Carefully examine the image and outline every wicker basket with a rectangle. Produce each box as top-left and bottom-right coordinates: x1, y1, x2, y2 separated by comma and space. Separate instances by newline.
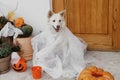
16, 36, 33, 61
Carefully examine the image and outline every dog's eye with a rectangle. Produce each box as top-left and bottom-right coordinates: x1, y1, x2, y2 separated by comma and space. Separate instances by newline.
52, 20, 55, 22
59, 20, 61, 22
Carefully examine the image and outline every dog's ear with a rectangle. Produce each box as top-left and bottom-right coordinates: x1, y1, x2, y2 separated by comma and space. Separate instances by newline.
48, 10, 54, 18
59, 10, 66, 17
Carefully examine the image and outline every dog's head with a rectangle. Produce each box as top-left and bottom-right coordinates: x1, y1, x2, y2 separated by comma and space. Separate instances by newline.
48, 10, 66, 32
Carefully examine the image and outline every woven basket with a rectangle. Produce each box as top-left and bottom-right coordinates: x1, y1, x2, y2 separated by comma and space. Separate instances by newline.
16, 36, 33, 61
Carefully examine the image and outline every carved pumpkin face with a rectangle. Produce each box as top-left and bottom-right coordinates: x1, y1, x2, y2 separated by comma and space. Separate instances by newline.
12, 58, 27, 72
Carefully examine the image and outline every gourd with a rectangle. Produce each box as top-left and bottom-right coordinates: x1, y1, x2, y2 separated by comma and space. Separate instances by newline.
78, 66, 114, 80
18, 25, 33, 37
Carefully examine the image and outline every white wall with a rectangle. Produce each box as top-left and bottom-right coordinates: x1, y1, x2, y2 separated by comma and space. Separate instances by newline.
0, 0, 51, 36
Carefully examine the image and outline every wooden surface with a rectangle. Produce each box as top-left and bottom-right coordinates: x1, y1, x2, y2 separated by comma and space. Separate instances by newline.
113, 0, 120, 50
66, 0, 109, 34
52, 0, 119, 50
52, 0, 65, 12
76, 34, 112, 50
16, 36, 33, 60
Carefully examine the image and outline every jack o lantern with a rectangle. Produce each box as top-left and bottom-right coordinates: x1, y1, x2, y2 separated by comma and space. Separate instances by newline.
78, 66, 114, 80
12, 58, 27, 72
14, 17, 24, 28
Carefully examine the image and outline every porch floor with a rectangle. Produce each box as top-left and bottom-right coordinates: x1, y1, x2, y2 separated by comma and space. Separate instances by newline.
0, 51, 120, 80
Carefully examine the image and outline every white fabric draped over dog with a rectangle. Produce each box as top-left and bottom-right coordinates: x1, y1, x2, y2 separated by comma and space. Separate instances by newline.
31, 25, 87, 78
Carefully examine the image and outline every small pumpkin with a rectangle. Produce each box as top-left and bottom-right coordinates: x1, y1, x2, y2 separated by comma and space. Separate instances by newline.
78, 66, 114, 80
14, 17, 24, 28
12, 58, 27, 72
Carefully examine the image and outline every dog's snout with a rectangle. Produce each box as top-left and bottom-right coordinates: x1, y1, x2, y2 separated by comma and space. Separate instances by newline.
57, 25, 60, 29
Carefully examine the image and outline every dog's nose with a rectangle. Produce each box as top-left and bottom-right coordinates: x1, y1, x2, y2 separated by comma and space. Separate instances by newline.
57, 25, 60, 29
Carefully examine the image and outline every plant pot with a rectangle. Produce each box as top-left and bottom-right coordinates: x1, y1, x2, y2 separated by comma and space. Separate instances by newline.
0, 55, 11, 74
16, 36, 33, 61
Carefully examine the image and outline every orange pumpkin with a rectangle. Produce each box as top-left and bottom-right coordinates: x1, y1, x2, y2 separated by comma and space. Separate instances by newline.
12, 58, 27, 72
78, 66, 114, 80
14, 17, 24, 28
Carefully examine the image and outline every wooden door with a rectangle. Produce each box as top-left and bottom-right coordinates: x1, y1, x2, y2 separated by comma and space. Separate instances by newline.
113, 0, 120, 50
52, 0, 120, 51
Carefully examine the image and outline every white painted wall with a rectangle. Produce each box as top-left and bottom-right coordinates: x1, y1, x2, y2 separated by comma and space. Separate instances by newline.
0, 0, 51, 36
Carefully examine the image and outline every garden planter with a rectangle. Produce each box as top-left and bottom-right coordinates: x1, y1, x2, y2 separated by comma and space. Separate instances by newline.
16, 36, 33, 61
0, 55, 11, 74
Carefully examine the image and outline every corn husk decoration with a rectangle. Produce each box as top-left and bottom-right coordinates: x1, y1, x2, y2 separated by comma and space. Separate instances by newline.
7, 11, 16, 22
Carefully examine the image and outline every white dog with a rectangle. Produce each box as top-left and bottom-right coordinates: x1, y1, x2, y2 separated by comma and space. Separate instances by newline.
31, 10, 87, 79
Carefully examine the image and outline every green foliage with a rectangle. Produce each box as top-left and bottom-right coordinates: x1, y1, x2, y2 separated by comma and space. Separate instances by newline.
0, 37, 12, 59
0, 16, 8, 30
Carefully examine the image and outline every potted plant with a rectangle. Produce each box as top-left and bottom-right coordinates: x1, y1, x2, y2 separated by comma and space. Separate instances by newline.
0, 16, 8, 30
0, 37, 12, 74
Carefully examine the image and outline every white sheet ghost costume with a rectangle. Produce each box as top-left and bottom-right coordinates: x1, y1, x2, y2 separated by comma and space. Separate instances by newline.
31, 11, 87, 79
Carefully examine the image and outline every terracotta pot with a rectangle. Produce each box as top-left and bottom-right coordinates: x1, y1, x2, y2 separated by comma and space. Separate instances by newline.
31, 66, 42, 79
0, 55, 11, 74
